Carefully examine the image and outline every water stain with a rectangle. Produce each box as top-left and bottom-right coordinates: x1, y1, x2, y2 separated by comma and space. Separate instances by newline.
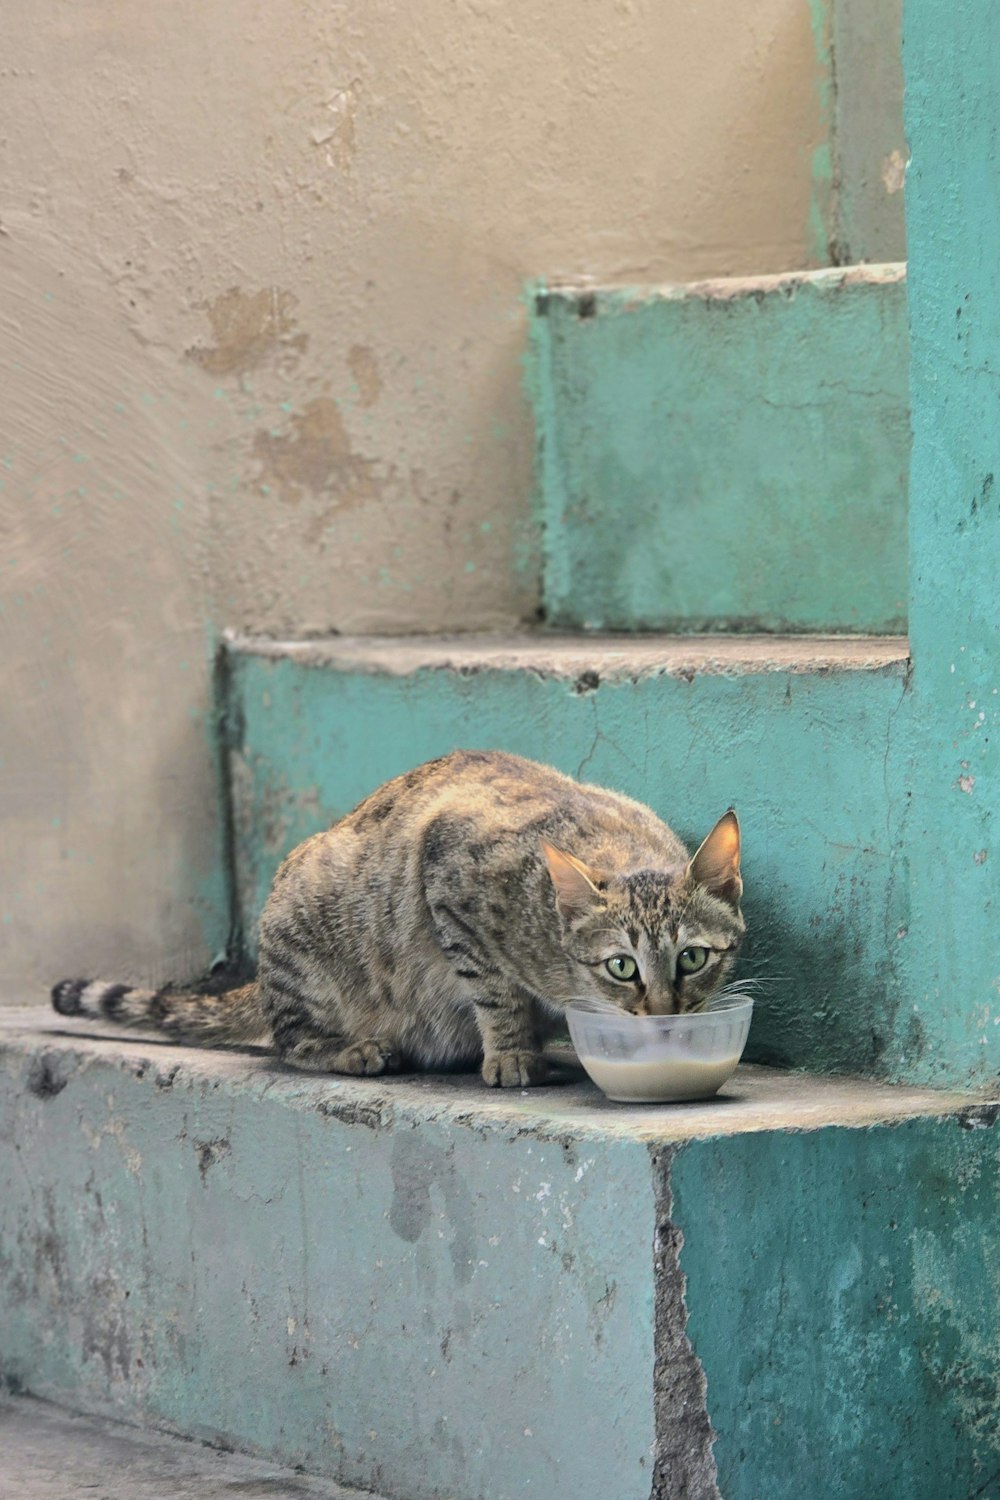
389, 1134, 476, 1286
348, 343, 382, 407
189, 287, 308, 377
81, 1274, 132, 1382
253, 397, 379, 509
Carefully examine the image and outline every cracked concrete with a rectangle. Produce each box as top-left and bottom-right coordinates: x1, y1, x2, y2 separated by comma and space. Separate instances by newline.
650, 1148, 720, 1500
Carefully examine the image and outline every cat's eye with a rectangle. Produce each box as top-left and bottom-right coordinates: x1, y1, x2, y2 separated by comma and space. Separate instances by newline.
677, 947, 710, 975
605, 955, 638, 982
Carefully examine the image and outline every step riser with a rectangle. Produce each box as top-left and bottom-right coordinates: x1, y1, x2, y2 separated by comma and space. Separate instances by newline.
675, 1117, 1000, 1496
528, 268, 909, 634
0, 1042, 659, 1500
227, 645, 908, 1079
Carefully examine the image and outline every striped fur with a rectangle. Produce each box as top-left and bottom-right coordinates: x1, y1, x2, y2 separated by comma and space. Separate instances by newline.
52, 750, 745, 1087
51, 977, 264, 1043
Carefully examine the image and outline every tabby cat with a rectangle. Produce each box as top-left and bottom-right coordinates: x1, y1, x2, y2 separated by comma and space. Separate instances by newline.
52, 750, 744, 1088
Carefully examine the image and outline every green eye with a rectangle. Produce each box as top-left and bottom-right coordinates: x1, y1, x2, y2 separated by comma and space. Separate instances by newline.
678, 947, 709, 976
605, 955, 638, 982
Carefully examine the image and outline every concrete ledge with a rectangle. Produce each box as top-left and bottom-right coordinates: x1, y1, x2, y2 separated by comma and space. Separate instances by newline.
3, 1012, 999, 1499
224, 630, 910, 681
537, 262, 907, 310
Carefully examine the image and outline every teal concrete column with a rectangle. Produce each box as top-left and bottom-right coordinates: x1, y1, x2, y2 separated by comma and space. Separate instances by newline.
897, 0, 1000, 1085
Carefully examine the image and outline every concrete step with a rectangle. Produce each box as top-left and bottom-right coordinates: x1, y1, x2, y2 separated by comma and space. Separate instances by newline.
223, 631, 911, 1081
527, 264, 909, 634
2, 1010, 998, 1500
0, 1392, 383, 1499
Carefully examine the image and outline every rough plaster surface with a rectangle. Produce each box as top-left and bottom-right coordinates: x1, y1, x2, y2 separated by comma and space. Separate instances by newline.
2, 0, 836, 1003
0, 233, 228, 1000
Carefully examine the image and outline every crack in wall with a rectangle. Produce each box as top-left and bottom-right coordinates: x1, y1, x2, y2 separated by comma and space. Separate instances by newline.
649, 1145, 721, 1500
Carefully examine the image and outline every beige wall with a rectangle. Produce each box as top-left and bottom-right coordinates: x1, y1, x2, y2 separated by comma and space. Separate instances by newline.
2, 0, 832, 999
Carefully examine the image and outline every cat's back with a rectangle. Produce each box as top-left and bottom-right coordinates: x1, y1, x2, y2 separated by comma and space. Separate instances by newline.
340, 750, 687, 870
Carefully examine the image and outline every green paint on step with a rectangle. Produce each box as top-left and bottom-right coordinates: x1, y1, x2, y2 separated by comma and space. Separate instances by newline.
528, 266, 909, 634
674, 1112, 1000, 1498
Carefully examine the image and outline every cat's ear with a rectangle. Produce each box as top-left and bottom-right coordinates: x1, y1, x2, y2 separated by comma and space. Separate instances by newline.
687, 810, 742, 906
540, 842, 605, 919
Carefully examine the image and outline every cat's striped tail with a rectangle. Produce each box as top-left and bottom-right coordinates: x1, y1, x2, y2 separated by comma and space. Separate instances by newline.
50, 977, 266, 1046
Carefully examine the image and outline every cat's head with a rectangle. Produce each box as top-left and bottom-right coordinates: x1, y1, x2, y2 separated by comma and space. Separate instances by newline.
541, 811, 745, 1015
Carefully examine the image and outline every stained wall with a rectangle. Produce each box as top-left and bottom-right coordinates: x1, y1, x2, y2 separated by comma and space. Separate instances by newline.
2, 1, 874, 995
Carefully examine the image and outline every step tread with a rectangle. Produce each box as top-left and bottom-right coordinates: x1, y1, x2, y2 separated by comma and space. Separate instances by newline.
3, 1008, 989, 1146
226, 630, 910, 680
0, 1394, 385, 1500
539, 259, 907, 308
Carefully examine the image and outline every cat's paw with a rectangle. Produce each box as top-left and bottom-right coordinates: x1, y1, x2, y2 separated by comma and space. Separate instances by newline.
481, 1050, 548, 1088
333, 1040, 401, 1076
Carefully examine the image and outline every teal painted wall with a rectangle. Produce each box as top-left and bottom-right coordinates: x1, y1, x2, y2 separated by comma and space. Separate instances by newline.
675, 1113, 1000, 1498
227, 649, 910, 1079
529, 270, 909, 634
887, 0, 1000, 1088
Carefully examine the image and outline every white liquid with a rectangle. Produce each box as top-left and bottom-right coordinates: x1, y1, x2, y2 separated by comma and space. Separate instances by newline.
578, 1051, 741, 1102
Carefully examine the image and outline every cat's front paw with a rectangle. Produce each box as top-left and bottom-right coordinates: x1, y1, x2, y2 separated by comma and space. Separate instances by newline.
481, 1050, 548, 1088
333, 1039, 401, 1076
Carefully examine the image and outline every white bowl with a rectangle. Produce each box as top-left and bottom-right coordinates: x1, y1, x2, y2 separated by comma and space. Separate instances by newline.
566, 998, 753, 1103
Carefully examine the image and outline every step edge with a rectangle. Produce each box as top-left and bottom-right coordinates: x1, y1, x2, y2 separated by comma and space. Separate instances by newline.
223, 630, 911, 681
3, 1013, 993, 1150
535, 261, 907, 313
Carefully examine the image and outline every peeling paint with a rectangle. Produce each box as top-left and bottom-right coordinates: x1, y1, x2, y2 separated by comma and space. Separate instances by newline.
252, 398, 379, 509
188, 288, 308, 378
650, 1147, 720, 1500
347, 345, 382, 407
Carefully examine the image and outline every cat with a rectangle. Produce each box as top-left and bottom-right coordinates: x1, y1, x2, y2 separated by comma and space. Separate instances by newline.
52, 750, 744, 1088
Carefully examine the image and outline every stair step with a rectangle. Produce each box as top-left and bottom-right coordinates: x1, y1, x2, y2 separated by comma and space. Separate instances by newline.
0, 1392, 381, 1500
2, 1012, 997, 1500
224, 631, 909, 1080
528, 264, 909, 634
